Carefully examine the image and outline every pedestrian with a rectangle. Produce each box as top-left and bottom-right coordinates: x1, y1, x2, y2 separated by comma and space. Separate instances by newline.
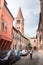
30, 47, 33, 60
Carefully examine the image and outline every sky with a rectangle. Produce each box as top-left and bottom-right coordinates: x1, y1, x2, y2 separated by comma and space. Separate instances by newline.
6, 0, 40, 37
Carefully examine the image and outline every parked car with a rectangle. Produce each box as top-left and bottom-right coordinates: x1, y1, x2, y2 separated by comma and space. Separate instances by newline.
8, 49, 20, 64
20, 49, 28, 56
28, 50, 30, 53
14, 49, 20, 60
8, 50, 16, 65
0, 50, 11, 65
0, 50, 16, 65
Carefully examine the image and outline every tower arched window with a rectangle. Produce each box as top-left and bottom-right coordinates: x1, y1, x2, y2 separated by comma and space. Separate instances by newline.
17, 20, 20, 24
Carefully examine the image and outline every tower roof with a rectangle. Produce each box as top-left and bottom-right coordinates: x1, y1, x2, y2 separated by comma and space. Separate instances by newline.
16, 7, 24, 19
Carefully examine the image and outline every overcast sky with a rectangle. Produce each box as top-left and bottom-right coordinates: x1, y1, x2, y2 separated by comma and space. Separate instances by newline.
6, 0, 40, 37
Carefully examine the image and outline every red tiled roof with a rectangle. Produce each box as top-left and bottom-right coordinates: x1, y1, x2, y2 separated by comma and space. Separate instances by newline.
16, 7, 24, 19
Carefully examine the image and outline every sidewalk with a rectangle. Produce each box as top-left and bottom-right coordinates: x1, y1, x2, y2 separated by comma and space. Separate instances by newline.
37, 50, 43, 65
38, 50, 43, 56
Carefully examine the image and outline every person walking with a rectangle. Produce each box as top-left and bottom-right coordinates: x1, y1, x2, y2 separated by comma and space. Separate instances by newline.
30, 47, 33, 60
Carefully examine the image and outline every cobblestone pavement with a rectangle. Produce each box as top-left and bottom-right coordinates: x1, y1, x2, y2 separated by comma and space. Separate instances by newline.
37, 50, 43, 65
13, 51, 40, 65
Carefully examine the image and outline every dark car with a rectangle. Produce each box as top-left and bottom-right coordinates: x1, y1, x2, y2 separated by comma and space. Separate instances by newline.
0, 50, 11, 65
0, 50, 16, 65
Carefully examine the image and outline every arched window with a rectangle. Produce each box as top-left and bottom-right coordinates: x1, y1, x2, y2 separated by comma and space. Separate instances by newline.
17, 20, 20, 24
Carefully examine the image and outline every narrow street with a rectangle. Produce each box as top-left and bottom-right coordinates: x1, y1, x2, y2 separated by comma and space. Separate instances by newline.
13, 51, 43, 65
37, 50, 43, 65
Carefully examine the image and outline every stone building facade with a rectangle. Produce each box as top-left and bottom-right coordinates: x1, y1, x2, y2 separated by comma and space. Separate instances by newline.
30, 37, 37, 50
36, 0, 43, 50
11, 26, 28, 50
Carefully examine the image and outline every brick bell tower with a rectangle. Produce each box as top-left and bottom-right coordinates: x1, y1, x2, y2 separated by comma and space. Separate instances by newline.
15, 7, 24, 35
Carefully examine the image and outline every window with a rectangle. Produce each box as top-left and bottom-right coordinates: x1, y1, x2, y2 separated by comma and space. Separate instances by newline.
40, 35, 41, 41
17, 27, 20, 30
5, 22, 7, 32
36, 35, 37, 38
1, 19, 7, 32
34, 40, 36, 43
17, 20, 20, 24
1, 21, 4, 30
